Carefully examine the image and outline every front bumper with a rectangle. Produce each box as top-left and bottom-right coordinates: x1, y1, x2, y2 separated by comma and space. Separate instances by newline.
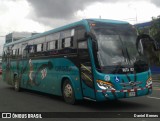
95, 85, 152, 101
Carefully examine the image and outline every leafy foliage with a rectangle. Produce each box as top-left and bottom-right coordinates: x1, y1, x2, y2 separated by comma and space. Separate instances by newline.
149, 16, 160, 66
136, 16, 160, 67
150, 16, 160, 43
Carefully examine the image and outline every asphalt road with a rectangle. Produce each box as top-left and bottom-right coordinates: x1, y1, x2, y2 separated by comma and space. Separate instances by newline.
0, 75, 160, 121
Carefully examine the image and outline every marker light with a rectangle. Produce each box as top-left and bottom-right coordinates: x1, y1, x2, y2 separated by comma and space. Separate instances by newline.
90, 23, 96, 27
146, 77, 152, 87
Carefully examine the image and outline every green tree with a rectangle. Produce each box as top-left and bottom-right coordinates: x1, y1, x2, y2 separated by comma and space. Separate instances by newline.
150, 16, 160, 43
137, 16, 160, 66
149, 16, 160, 66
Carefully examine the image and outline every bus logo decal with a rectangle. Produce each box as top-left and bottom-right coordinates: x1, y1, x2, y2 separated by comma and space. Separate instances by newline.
41, 68, 47, 79
129, 81, 136, 87
104, 75, 110, 81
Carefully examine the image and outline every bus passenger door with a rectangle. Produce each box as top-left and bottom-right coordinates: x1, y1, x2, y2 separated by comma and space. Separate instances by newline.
78, 40, 96, 100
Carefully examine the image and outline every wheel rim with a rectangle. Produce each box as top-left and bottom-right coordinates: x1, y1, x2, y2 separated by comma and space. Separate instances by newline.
64, 84, 72, 98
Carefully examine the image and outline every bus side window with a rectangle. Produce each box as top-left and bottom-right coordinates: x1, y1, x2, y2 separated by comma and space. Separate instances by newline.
12, 49, 16, 59
78, 41, 87, 49
23, 48, 27, 58
48, 40, 58, 50
77, 26, 88, 56
29, 45, 36, 53
43, 42, 47, 51
46, 32, 60, 50
37, 44, 42, 52
16, 48, 19, 56
78, 41, 89, 58
30, 46, 34, 53
62, 37, 73, 48
76, 26, 86, 41
18, 47, 22, 56
2, 51, 6, 61
55, 40, 58, 49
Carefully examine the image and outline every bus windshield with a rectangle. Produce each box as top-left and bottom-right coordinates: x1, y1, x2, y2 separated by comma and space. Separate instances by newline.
90, 22, 148, 74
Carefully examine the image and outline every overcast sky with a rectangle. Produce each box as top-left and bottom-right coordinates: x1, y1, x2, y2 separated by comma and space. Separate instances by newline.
0, 0, 160, 54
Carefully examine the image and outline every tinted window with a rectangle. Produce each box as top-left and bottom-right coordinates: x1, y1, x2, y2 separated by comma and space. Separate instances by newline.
62, 37, 73, 48
37, 44, 42, 52
48, 40, 58, 50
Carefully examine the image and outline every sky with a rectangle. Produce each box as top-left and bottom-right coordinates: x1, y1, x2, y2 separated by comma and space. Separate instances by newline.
0, 0, 160, 54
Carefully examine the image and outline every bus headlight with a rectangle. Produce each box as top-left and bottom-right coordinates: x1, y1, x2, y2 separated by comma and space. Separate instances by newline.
146, 77, 152, 86
96, 80, 115, 90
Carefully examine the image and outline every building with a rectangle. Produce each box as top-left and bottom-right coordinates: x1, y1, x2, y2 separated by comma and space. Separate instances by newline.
135, 21, 152, 29
5, 32, 39, 43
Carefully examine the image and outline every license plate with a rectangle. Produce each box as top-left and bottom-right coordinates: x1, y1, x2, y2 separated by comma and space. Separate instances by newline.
129, 92, 135, 97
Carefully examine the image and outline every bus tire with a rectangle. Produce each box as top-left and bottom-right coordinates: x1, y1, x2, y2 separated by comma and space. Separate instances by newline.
14, 76, 20, 92
62, 79, 76, 104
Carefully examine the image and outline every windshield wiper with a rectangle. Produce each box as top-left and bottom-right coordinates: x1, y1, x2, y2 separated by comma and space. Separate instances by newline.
126, 48, 131, 64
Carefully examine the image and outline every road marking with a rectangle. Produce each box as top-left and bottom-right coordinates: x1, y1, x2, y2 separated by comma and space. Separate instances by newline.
154, 85, 160, 87
147, 96, 160, 100
154, 89, 160, 91
153, 87, 160, 91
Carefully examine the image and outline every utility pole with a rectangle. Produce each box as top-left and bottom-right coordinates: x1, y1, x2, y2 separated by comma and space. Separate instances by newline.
128, 4, 138, 24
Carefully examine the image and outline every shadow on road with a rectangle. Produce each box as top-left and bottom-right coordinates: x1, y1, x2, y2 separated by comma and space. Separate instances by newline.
5, 86, 149, 112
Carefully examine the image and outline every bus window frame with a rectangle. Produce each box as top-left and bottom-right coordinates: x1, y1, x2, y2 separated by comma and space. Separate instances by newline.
21, 43, 28, 59
47, 40, 58, 50
62, 37, 73, 48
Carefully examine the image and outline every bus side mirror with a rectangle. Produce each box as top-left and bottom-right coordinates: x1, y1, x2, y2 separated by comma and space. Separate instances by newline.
136, 39, 144, 55
136, 34, 160, 55
153, 40, 160, 51
136, 34, 149, 55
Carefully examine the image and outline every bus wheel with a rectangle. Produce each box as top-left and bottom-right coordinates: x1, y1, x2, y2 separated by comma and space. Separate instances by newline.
14, 76, 20, 92
62, 79, 76, 104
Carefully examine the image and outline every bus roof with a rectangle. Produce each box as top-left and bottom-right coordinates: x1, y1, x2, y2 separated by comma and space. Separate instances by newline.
87, 18, 128, 24
4, 19, 129, 47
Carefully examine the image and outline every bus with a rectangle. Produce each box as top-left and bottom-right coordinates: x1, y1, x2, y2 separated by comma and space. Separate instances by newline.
2, 19, 155, 104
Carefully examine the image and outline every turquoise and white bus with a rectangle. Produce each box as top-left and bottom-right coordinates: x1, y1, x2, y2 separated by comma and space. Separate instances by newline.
2, 19, 154, 104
